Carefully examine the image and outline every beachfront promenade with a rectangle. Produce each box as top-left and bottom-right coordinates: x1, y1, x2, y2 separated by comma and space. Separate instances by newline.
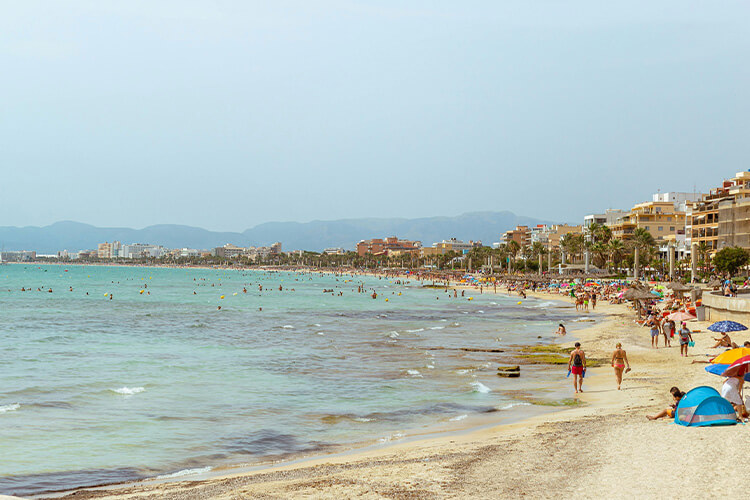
702, 290, 750, 323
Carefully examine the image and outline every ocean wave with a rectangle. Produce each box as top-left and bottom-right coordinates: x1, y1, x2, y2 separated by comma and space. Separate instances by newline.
0, 403, 20, 413
497, 402, 532, 410
353, 417, 374, 422
528, 301, 557, 308
316, 331, 325, 335
429, 326, 444, 330
405, 328, 424, 333
449, 414, 468, 421
281, 325, 294, 329
378, 432, 405, 443
470, 381, 491, 393
111, 387, 145, 395
406, 370, 422, 377
155, 466, 212, 479
477, 310, 484, 314
388, 331, 400, 338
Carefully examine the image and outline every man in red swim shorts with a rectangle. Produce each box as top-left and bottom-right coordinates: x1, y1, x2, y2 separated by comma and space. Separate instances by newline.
568, 342, 587, 393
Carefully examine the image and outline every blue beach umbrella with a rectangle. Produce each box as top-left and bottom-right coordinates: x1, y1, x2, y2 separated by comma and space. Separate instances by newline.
707, 320, 748, 333
704, 364, 750, 382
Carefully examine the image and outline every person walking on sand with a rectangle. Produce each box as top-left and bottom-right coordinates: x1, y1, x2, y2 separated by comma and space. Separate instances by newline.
568, 342, 586, 393
678, 322, 693, 357
610, 343, 631, 390
648, 315, 661, 348
662, 318, 673, 348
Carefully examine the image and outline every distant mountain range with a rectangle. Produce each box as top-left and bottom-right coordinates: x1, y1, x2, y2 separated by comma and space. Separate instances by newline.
0, 212, 555, 253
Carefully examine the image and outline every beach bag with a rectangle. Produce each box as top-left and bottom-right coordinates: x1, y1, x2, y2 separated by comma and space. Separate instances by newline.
688, 341, 695, 347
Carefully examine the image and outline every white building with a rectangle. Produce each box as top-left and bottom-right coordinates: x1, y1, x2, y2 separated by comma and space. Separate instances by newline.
652, 192, 703, 212
121, 243, 166, 259
584, 209, 627, 228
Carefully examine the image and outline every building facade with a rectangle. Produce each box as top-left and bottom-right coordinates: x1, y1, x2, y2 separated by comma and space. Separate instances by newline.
609, 200, 685, 242
356, 237, 421, 257
687, 171, 750, 256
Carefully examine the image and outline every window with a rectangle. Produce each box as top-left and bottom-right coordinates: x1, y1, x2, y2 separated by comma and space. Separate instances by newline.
658, 226, 664, 231
670, 226, 675, 231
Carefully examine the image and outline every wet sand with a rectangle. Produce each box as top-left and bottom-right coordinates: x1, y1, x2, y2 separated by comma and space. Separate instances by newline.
38, 287, 750, 499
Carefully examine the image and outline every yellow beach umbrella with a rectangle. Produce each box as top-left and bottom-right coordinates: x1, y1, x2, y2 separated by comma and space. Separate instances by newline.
712, 347, 750, 365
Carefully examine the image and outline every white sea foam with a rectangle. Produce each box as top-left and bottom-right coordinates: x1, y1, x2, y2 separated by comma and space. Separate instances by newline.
477, 310, 484, 314
490, 302, 497, 305
407, 369, 422, 377
282, 325, 294, 329
112, 387, 145, 395
497, 402, 532, 410
312, 323, 321, 327
456, 369, 470, 375
316, 331, 325, 335
426, 364, 435, 369
405, 328, 424, 333
429, 326, 444, 330
354, 417, 374, 422
388, 331, 400, 338
156, 466, 212, 479
470, 381, 491, 393
449, 414, 468, 421
379, 432, 405, 443
0, 403, 20, 413
529, 301, 557, 309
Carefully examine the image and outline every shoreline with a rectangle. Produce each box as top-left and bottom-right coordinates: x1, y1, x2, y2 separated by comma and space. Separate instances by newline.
30, 285, 600, 499
35, 285, 750, 499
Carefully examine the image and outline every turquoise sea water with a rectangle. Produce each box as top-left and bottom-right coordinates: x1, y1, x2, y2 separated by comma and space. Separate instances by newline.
0, 265, 588, 496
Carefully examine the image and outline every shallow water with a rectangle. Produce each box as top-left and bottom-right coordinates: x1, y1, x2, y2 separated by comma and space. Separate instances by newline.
0, 265, 587, 496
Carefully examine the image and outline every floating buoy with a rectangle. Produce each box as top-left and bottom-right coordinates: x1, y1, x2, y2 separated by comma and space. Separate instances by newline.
517, 301, 522, 305
139, 290, 144, 294
220, 295, 225, 299
104, 293, 109, 296
385, 298, 389, 302
233, 292, 238, 296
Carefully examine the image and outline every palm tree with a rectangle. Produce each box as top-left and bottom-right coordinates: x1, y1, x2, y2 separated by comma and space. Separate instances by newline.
506, 240, 521, 271
695, 241, 710, 274
608, 239, 626, 272
531, 241, 546, 272
631, 228, 656, 276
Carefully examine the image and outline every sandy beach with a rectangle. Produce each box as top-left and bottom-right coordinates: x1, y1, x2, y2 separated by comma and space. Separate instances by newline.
34, 285, 748, 500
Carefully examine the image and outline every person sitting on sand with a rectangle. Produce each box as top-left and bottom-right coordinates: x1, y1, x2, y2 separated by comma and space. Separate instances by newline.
712, 332, 738, 349
568, 342, 586, 394
721, 375, 748, 421
611, 343, 631, 390
555, 323, 567, 336
647, 387, 684, 420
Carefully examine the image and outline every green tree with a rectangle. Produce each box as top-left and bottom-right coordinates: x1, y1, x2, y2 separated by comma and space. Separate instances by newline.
506, 240, 521, 270
713, 247, 750, 276
608, 239, 626, 272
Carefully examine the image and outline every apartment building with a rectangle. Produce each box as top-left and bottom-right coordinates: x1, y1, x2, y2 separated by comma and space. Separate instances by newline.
687, 171, 750, 255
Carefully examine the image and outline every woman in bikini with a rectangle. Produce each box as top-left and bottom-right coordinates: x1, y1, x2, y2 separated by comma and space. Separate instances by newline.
610, 342, 631, 390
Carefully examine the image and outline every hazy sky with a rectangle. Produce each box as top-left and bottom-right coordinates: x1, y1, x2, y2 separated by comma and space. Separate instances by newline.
1, 1, 748, 231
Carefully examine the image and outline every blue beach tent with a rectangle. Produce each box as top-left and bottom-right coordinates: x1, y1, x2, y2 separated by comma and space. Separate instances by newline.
674, 386, 737, 427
